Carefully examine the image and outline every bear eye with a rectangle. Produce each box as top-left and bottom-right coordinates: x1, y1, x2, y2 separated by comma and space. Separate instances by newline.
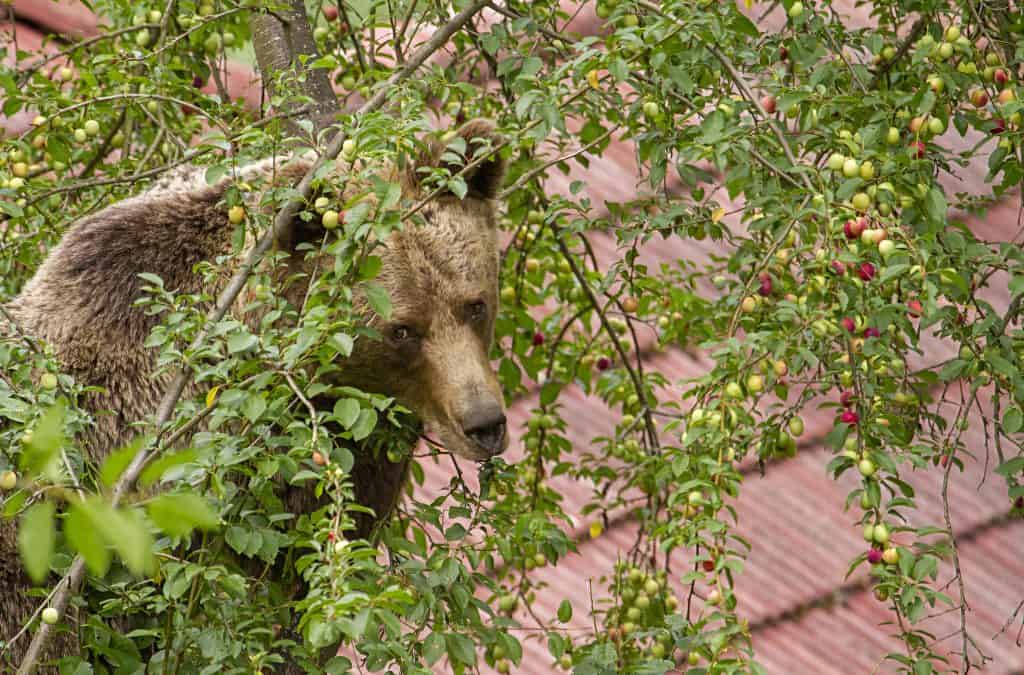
390, 324, 417, 343
466, 300, 488, 322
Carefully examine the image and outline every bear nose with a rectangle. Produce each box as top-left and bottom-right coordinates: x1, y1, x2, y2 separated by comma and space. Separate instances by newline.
462, 404, 507, 457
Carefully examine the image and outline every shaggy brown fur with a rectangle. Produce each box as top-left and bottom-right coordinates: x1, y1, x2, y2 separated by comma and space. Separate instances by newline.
0, 119, 509, 670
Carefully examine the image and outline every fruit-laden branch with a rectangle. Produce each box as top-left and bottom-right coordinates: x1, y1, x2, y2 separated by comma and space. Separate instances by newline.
249, 0, 339, 136
15, 2, 492, 672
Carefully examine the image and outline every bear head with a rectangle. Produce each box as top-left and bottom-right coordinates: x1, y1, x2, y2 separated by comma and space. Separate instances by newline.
297, 119, 510, 462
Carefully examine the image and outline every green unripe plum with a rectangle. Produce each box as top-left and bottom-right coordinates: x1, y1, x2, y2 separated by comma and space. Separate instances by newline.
204, 34, 222, 54
863, 523, 875, 541
827, 153, 846, 171
321, 210, 340, 229
0, 471, 16, 490
842, 158, 860, 178
873, 523, 890, 544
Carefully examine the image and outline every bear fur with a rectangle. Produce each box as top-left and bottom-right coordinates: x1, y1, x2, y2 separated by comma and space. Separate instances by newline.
0, 119, 509, 670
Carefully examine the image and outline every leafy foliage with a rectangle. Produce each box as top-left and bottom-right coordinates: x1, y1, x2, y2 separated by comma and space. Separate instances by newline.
1, 0, 1023, 673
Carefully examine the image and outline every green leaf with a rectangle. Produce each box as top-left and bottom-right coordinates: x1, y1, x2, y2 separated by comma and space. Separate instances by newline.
540, 381, 561, 407
1003, 406, 1023, 434
444, 524, 466, 541
66, 499, 112, 576
333, 398, 360, 429
227, 332, 258, 354
204, 164, 228, 185
912, 555, 938, 581
100, 437, 144, 488
923, 187, 947, 226
147, 493, 219, 537
139, 449, 198, 487
363, 283, 392, 320
423, 631, 446, 665
20, 401, 65, 477
730, 12, 759, 37
243, 394, 267, 422
19, 501, 55, 583
995, 456, 1024, 477
105, 507, 155, 576
351, 408, 378, 442
358, 255, 382, 281
447, 177, 467, 200
0, 199, 23, 217
445, 632, 476, 666
331, 332, 354, 358
225, 526, 249, 555
557, 599, 573, 622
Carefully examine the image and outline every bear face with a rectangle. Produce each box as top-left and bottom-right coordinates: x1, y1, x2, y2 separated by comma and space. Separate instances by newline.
294, 119, 510, 462
340, 198, 507, 461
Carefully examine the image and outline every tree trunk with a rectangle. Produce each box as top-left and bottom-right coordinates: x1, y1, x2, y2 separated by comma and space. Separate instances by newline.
249, 0, 338, 137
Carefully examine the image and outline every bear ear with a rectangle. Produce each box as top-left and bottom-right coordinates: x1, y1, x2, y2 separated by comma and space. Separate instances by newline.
419, 118, 506, 200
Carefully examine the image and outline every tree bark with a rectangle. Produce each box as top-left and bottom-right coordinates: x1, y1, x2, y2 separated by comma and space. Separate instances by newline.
249, 0, 339, 136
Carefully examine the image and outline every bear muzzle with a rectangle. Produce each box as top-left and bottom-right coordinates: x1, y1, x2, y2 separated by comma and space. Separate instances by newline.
461, 401, 507, 458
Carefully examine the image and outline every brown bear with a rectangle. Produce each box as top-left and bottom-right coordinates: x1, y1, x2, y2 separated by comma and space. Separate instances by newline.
0, 119, 509, 670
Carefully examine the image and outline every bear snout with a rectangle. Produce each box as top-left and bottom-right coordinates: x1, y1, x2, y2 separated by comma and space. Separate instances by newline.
461, 402, 507, 457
